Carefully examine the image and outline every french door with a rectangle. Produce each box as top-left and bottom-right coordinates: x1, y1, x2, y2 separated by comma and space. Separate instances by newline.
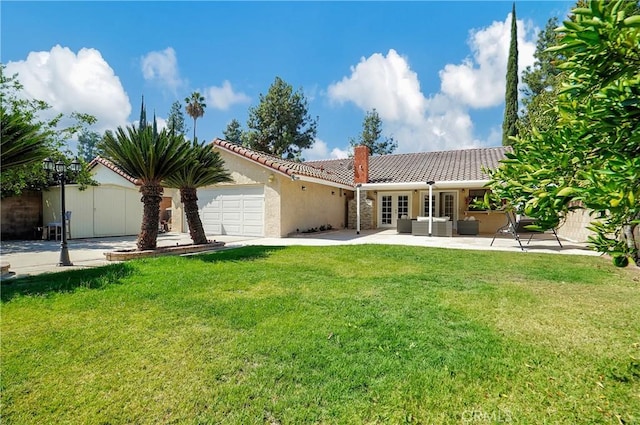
379, 192, 410, 228
422, 190, 458, 224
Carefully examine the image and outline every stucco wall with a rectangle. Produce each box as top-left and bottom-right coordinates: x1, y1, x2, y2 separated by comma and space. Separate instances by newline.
279, 177, 348, 236
461, 211, 507, 234
178, 149, 280, 237
193, 148, 350, 238
356, 188, 508, 234
0, 191, 43, 240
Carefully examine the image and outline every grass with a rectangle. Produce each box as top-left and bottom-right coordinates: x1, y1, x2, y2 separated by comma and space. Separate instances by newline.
1, 245, 639, 424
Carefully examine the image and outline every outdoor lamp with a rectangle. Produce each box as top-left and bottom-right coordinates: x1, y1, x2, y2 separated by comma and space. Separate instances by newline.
42, 157, 54, 172
70, 157, 81, 173
42, 156, 81, 267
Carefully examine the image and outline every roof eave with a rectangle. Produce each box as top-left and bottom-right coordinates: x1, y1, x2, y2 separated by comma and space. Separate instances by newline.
360, 180, 490, 190
291, 173, 354, 191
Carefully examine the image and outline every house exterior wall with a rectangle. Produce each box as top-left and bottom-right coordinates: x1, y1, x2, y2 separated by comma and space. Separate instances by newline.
280, 178, 348, 236
359, 187, 508, 234
44, 185, 92, 238
193, 148, 351, 238
43, 184, 144, 239
41, 164, 146, 239
0, 191, 43, 240
461, 211, 507, 234
182, 149, 280, 237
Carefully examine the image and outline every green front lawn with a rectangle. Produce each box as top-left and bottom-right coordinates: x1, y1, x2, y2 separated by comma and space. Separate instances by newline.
1, 246, 638, 424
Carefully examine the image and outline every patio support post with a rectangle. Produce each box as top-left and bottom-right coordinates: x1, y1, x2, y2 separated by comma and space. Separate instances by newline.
356, 184, 361, 234
427, 181, 435, 237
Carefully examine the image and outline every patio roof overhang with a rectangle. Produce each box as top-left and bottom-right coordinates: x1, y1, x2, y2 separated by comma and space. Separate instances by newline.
358, 180, 489, 191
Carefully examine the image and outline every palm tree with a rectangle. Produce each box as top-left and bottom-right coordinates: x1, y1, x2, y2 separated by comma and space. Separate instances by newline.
0, 105, 50, 174
184, 92, 206, 141
164, 141, 232, 244
100, 116, 190, 251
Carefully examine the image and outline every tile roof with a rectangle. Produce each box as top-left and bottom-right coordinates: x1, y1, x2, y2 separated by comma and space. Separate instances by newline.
214, 139, 511, 186
306, 146, 511, 184
89, 156, 140, 185
213, 139, 353, 187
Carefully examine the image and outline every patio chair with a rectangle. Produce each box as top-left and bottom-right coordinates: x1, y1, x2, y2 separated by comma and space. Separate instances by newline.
490, 210, 562, 251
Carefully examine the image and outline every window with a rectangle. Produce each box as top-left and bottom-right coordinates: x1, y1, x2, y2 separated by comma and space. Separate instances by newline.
467, 189, 495, 210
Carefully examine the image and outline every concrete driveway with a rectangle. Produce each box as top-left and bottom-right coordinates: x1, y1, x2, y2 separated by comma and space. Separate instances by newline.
1, 229, 598, 279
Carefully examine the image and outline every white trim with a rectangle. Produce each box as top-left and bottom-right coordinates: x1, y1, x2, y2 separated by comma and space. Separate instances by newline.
361, 180, 488, 191
291, 173, 353, 190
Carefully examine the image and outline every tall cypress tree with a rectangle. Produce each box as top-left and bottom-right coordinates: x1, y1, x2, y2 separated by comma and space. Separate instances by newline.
502, 3, 519, 146
139, 95, 147, 130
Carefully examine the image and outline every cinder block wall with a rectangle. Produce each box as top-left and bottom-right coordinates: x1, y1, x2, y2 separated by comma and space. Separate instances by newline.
1, 191, 43, 240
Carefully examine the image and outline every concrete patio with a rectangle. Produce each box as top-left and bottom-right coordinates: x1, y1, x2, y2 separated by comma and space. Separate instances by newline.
0, 229, 599, 278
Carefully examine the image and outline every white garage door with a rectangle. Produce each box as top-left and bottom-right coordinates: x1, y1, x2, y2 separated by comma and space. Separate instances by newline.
197, 186, 264, 237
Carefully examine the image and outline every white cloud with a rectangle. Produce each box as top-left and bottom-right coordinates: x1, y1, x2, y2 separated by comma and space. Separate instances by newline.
140, 47, 184, 92
328, 49, 427, 126
5, 45, 131, 134
439, 13, 537, 108
327, 49, 475, 152
326, 13, 538, 152
303, 138, 349, 161
204, 80, 251, 110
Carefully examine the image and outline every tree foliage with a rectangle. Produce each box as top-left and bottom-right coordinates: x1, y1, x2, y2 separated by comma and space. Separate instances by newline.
100, 111, 191, 251
77, 129, 103, 162
518, 17, 564, 137
486, 0, 640, 265
521, 17, 562, 101
185, 92, 206, 142
223, 118, 244, 144
0, 105, 50, 171
349, 109, 397, 155
164, 142, 232, 245
0, 65, 96, 198
167, 100, 186, 137
244, 76, 317, 160
502, 2, 519, 146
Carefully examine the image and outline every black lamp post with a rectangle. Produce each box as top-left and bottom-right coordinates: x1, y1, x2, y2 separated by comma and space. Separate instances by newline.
43, 157, 81, 266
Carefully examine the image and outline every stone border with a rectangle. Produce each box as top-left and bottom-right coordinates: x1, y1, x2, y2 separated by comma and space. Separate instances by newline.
1, 261, 16, 281
104, 241, 226, 261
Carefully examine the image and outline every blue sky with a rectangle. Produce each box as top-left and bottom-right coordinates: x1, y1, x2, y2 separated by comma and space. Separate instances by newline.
1, 1, 573, 160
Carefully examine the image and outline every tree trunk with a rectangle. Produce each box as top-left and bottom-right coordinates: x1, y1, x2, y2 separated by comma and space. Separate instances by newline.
624, 221, 640, 266
138, 183, 163, 251
181, 186, 208, 245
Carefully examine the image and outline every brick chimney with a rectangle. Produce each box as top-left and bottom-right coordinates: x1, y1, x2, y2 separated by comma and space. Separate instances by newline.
353, 145, 370, 184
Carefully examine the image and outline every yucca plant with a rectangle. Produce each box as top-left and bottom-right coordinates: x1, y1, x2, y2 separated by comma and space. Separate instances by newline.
164, 140, 232, 244
100, 119, 190, 251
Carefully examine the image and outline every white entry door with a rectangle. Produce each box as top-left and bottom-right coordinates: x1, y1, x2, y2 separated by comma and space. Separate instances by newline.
196, 186, 264, 237
379, 192, 410, 228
